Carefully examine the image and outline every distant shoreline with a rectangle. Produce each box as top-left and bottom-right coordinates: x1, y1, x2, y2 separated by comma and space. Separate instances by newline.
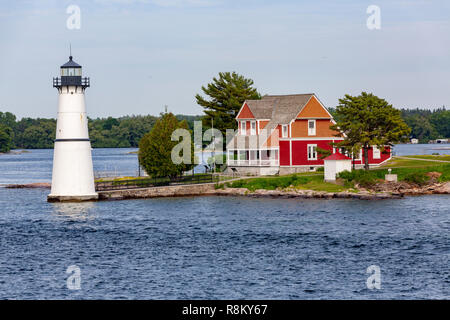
0, 149, 30, 155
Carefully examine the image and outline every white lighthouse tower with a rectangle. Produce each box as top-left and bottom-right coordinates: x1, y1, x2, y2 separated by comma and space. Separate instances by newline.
48, 55, 98, 202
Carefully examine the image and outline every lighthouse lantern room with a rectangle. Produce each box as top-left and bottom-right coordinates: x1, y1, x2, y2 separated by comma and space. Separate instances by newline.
48, 55, 98, 202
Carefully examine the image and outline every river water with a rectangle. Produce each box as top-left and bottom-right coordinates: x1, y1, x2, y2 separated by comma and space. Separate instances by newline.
0, 146, 449, 299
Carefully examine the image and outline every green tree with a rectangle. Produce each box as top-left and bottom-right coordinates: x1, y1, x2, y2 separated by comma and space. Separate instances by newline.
405, 116, 439, 142
103, 117, 119, 130
430, 108, 450, 138
331, 92, 411, 170
138, 113, 194, 177
0, 112, 16, 130
316, 146, 332, 159
0, 124, 13, 153
196, 72, 261, 134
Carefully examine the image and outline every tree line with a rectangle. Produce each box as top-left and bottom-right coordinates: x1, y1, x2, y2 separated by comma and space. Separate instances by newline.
0, 111, 202, 152
326, 107, 449, 143
1, 70, 449, 154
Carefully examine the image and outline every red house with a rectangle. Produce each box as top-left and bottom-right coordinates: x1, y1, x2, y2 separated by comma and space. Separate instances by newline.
226, 93, 391, 175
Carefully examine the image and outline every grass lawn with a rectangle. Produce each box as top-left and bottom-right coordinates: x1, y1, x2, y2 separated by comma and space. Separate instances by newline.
224, 160, 450, 192
399, 154, 450, 161
224, 174, 352, 192
295, 176, 350, 192
342, 163, 450, 186
381, 157, 447, 168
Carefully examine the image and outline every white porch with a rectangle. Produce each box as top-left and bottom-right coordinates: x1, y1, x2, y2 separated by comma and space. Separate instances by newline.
227, 148, 279, 167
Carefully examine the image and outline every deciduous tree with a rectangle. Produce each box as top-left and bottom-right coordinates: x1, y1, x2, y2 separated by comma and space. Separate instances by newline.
138, 113, 194, 177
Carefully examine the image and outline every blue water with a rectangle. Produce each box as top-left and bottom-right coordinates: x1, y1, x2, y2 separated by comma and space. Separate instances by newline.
0, 148, 217, 184
392, 144, 450, 157
0, 146, 449, 299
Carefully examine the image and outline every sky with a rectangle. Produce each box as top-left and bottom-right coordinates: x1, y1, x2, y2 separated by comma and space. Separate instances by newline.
0, 0, 449, 119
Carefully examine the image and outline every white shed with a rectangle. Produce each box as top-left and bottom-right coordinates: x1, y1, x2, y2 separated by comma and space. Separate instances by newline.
323, 152, 352, 181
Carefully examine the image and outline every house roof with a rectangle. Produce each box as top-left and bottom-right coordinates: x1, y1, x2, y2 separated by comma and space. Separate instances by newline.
323, 152, 352, 161
245, 94, 314, 124
228, 93, 333, 149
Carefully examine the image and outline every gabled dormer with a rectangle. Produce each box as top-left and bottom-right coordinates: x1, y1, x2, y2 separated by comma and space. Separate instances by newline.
236, 102, 256, 135
290, 95, 339, 138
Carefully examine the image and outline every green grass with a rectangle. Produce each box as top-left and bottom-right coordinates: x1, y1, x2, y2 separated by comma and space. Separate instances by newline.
382, 158, 442, 168
296, 177, 349, 192
341, 163, 450, 185
225, 162, 450, 193
400, 155, 450, 161
226, 174, 349, 192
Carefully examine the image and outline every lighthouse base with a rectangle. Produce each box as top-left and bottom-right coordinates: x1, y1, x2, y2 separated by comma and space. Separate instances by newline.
47, 194, 99, 202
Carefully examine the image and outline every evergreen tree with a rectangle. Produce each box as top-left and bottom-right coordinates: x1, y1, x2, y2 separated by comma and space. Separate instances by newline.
331, 92, 411, 170
138, 113, 194, 177
195, 72, 261, 134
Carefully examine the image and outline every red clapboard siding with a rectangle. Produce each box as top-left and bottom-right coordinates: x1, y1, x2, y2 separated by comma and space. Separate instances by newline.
279, 140, 291, 166
291, 140, 334, 166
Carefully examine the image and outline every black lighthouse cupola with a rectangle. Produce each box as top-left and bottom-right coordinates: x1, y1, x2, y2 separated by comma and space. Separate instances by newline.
53, 56, 90, 91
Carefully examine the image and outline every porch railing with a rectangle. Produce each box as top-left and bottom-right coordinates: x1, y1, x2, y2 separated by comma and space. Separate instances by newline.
227, 159, 279, 167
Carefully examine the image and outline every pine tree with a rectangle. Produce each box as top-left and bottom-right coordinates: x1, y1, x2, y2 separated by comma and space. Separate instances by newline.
331, 92, 411, 170
195, 72, 261, 134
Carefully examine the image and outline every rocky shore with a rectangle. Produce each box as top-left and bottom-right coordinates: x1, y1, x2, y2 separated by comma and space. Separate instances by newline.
3, 180, 449, 201
4, 183, 51, 189
211, 181, 450, 200
370, 180, 450, 196
211, 187, 400, 199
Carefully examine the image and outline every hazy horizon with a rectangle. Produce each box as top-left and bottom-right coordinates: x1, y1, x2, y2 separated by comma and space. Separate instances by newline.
1, 0, 449, 119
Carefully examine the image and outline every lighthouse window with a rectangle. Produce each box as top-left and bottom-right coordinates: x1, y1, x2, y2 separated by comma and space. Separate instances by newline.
68, 68, 75, 76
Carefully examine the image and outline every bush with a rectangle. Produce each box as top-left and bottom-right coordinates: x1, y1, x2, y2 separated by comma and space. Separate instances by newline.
438, 170, 450, 183
337, 169, 380, 187
316, 167, 324, 172
229, 175, 310, 191
402, 172, 430, 185
214, 183, 225, 189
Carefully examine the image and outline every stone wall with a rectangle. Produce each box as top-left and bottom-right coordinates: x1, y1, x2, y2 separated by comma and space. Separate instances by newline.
279, 166, 313, 175
226, 166, 280, 176
98, 183, 216, 200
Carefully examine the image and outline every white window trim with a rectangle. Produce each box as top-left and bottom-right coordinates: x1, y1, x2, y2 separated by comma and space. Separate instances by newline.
282, 124, 288, 138
241, 121, 246, 135
373, 146, 381, 159
308, 119, 316, 136
250, 121, 256, 135
307, 144, 317, 160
